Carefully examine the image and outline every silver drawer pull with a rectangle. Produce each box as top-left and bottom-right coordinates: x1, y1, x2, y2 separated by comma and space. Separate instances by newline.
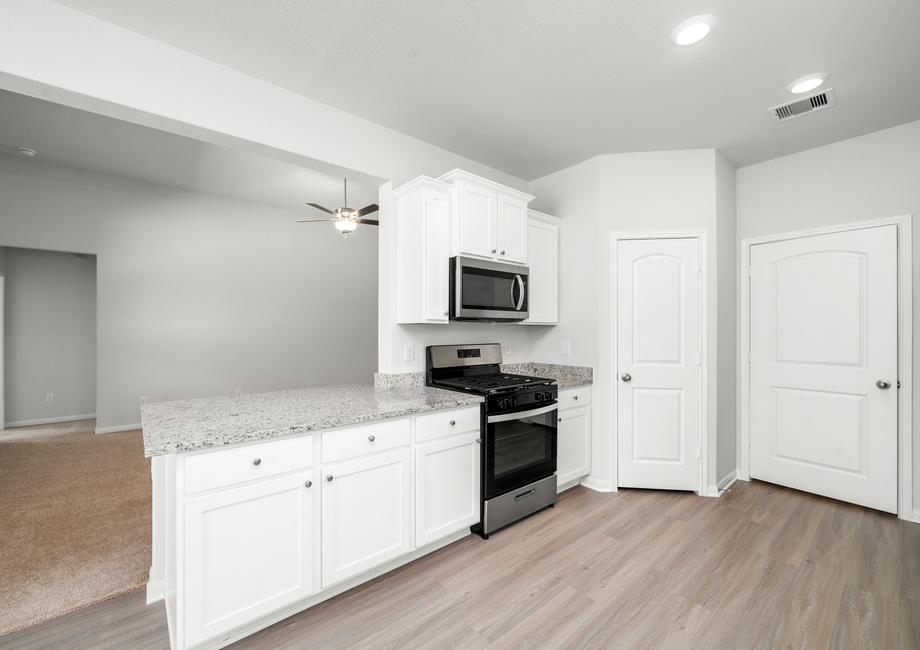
557, 417, 563, 422
368, 434, 376, 442
304, 480, 312, 488
514, 489, 536, 501
573, 395, 579, 400
252, 458, 262, 466
449, 419, 456, 426
326, 474, 334, 482
500, 250, 506, 255
475, 438, 481, 444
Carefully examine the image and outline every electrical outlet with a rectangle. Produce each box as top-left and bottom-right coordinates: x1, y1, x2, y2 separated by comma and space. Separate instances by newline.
234, 388, 243, 397
403, 343, 415, 362
561, 340, 572, 356
45, 393, 54, 403
138, 396, 146, 406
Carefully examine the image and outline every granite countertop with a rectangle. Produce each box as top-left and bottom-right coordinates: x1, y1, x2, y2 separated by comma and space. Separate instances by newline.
141, 384, 482, 457
500, 363, 593, 389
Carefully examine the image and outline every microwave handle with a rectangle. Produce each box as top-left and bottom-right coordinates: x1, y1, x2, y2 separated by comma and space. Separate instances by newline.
514, 275, 525, 310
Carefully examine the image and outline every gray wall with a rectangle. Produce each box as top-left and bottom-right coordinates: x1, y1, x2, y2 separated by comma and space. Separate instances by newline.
715, 152, 737, 483
737, 118, 920, 508
0, 155, 378, 430
3, 247, 97, 425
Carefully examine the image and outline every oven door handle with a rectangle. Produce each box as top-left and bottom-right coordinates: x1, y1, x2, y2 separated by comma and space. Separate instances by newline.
487, 403, 557, 424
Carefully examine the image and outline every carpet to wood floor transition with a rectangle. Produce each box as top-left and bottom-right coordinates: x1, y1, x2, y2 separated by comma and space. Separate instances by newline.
0, 420, 151, 635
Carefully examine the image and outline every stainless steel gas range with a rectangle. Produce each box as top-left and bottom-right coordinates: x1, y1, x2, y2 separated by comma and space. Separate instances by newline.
426, 343, 558, 538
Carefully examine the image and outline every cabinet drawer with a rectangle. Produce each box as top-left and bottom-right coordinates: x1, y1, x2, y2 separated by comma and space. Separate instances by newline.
415, 406, 481, 443
322, 419, 411, 464
558, 386, 591, 409
184, 435, 313, 494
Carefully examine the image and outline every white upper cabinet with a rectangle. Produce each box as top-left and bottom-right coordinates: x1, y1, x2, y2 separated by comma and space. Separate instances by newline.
522, 210, 560, 325
395, 177, 452, 324
439, 169, 533, 265
496, 195, 528, 263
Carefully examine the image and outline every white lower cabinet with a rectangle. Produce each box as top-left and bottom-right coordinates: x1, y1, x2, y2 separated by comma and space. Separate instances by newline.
415, 431, 481, 546
182, 470, 317, 647
321, 447, 414, 588
557, 392, 591, 491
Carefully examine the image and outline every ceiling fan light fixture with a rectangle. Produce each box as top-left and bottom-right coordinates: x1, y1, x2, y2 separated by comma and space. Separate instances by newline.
334, 219, 358, 234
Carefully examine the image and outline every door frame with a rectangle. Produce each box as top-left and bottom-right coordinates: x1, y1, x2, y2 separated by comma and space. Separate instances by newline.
737, 215, 914, 522
610, 231, 710, 496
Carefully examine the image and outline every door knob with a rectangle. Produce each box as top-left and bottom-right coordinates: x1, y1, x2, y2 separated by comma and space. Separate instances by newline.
621, 373, 632, 382
876, 379, 892, 390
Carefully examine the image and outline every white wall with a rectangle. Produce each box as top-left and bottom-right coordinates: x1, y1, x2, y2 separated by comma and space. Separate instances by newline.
0, 156, 378, 430
0, 0, 536, 384
530, 150, 735, 492
3, 247, 97, 426
737, 118, 920, 507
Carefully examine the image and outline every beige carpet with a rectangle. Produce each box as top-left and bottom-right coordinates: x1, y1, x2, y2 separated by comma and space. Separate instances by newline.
0, 419, 151, 635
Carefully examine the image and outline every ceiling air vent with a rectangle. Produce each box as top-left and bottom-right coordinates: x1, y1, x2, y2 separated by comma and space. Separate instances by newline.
769, 88, 836, 122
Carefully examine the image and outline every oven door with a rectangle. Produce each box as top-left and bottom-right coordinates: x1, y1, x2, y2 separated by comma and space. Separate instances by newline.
484, 403, 557, 498
451, 256, 528, 322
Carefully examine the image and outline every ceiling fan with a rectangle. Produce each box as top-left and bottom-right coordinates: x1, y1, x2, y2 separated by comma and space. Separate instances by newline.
298, 178, 379, 237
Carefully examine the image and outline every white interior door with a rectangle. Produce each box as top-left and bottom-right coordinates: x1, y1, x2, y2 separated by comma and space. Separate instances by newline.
750, 225, 897, 513
617, 238, 701, 491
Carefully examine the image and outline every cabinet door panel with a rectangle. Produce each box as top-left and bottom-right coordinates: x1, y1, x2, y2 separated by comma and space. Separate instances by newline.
497, 195, 527, 263
416, 432, 480, 546
557, 407, 590, 490
458, 183, 497, 258
322, 448, 413, 587
424, 187, 451, 321
183, 471, 316, 647
522, 218, 558, 324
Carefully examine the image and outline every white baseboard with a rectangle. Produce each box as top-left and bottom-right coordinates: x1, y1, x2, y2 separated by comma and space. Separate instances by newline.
909, 508, 920, 525
4, 413, 96, 428
146, 578, 165, 604
580, 476, 617, 493
718, 470, 738, 493
95, 422, 142, 434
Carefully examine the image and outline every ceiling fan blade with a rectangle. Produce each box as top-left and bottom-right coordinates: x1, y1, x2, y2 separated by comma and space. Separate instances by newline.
356, 219, 379, 226
306, 202, 335, 214
297, 218, 336, 223
355, 203, 379, 218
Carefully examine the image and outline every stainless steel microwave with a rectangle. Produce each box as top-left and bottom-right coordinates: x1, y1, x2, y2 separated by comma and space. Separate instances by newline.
449, 256, 529, 322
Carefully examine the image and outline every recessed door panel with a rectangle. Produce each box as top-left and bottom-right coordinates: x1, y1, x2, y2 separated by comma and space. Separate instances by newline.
617, 238, 701, 491
632, 388, 683, 462
633, 255, 683, 365
774, 252, 865, 366
750, 225, 897, 513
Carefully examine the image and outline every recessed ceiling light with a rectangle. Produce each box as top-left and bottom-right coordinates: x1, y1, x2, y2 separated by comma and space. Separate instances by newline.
787, 73, 829, 94
14, 146, 38, 157
671, 15, 717, 46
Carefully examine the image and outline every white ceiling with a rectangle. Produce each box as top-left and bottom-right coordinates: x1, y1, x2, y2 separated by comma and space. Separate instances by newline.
0, 89, 379, 213
51, 0, 920, 179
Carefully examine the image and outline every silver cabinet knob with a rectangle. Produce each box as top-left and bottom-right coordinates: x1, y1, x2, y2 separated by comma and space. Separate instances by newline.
501, 250, 506, 255
252, 458, 262, 466
444, 310, 449, 316
573, 395, 579, 401
449, 419, 456, 426
557, 417, 563, 422
368, 434, 376, 442
304, 480, 312, 488
491, 248, 497, 254
876, 379, 892, 389
621, 373, 632, 383
326, 474, 334, 482
475, 438, 481, 444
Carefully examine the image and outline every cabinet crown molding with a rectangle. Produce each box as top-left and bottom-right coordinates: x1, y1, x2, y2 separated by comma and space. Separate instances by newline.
527, 209, 562, 224
438, 169, 534, 203
394, 175, 452, 198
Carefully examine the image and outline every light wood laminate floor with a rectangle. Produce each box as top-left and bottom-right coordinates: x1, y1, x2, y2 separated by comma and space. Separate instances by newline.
5, 480, 920, 649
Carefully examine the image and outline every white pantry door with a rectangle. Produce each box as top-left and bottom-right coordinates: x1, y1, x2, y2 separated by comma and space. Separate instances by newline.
750, 225, 898, 513
617, 238, 701, 491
